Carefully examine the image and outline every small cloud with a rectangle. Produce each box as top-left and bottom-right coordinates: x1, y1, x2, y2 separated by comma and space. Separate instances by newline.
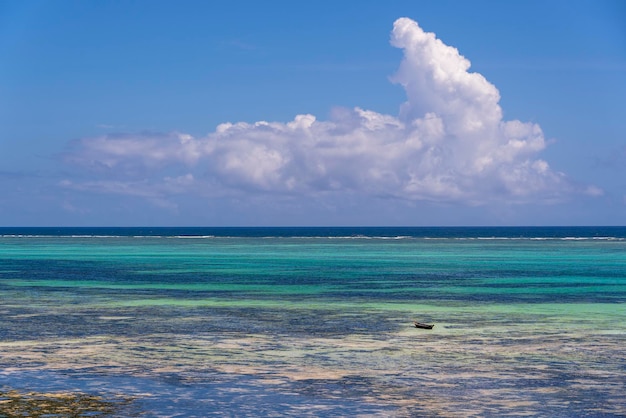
585, 186, 604, 197
61, 200, 90, 214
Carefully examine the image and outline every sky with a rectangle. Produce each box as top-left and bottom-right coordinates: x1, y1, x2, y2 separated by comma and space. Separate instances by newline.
1, 0, 625, 226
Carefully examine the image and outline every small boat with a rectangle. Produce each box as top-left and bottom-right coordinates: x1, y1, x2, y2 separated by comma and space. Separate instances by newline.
414, 321, 434, 329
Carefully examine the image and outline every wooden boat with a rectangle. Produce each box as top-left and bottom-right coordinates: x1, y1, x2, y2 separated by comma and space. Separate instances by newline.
414, 321, 434, 329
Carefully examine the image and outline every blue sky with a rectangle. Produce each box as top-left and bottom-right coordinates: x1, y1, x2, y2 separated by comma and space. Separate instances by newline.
1, 0, 625, 226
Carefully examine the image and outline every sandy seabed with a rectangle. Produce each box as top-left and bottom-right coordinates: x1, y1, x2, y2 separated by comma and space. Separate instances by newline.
1, 305, 625, 416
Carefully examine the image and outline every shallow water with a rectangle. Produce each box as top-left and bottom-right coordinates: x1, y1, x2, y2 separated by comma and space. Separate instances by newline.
1, 227, 625, 416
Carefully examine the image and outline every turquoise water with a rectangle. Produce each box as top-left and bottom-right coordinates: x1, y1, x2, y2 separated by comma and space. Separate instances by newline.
1, 227, 625, 416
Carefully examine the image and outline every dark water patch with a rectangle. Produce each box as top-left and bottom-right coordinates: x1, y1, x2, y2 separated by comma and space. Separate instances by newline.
0, 303, 403, 342
293, 375, 395, 399
3, 225, 626, 239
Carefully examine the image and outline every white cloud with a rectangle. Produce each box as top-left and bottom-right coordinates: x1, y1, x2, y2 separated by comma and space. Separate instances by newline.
62, 18, 594, 205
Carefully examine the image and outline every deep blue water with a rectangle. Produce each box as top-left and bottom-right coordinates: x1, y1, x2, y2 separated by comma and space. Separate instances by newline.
2, 225, 626, 238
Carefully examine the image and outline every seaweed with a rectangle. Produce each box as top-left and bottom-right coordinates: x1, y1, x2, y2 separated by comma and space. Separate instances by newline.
0, 389, 135, 417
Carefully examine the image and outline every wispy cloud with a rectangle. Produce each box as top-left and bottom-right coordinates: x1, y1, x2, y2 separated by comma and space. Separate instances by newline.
594, 145, 626, 169
62, 18, 599, 207
220, 39, 259, 51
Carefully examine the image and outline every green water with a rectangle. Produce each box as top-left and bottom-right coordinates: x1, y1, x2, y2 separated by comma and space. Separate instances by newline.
1, 228, 625, 416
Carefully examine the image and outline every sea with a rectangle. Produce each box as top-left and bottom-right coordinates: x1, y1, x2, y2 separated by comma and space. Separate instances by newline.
0, 226, 625, 416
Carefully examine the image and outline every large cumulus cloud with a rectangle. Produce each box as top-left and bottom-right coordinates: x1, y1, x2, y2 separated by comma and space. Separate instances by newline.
62, 18, 596, 205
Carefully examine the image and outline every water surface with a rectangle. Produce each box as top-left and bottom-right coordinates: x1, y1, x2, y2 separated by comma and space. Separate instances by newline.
1, 227, 625, 416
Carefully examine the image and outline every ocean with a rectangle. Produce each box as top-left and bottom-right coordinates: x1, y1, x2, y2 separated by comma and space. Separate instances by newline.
1, 227, 625, 416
